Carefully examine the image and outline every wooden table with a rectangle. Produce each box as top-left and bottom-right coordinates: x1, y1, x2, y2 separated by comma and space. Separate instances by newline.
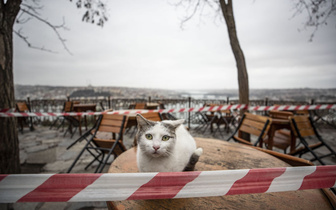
146, 102, 159, 110
107, 138, 332, 209
73, 104, 96, 135
263, 118, 296, 152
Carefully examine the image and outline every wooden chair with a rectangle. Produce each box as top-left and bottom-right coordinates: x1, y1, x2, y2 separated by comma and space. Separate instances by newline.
16, 102, 34, 132
49, 101, 73, 130
134, 103, 147, 109
58, 101, 83, 138
214, 109, 236, 135
289, 115, 336, 165
227, 113, 272, 146
263, 110, 294, 153
67, 114, 128, 173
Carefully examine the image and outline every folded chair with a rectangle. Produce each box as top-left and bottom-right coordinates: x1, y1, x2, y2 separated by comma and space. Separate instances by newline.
227, 113, 272, 146
16, 102, 34, 133
49, 101, 73, 130
289, 115, 336, 165
67, 114, 128, 173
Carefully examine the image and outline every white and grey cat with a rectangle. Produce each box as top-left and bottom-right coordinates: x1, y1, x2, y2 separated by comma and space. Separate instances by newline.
135, 114, 203, 172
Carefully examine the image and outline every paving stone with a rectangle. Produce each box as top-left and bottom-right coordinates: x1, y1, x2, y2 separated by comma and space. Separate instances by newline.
26, 147, 57, 164
25, 144, 49, 153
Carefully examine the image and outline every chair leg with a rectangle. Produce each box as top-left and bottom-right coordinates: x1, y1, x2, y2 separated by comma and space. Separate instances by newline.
85, 152, 103, 170
67, 140, 91, 173
299, 138, 326, 165
95, 153, 107, 173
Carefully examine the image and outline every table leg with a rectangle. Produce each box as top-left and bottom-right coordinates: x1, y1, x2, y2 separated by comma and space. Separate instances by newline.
267, 126, 276, 150
289, 131, 296, 153
78, 116, 82, 136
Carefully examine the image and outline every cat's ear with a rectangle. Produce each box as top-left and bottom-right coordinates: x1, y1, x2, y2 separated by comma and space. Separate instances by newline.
136, 114, 156, 128
162, 119, 184, 130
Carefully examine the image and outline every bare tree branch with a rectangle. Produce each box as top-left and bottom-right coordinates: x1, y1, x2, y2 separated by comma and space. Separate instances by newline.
13, 29, 58, 54
292, 0, 336, 41
14, 0, 109, 55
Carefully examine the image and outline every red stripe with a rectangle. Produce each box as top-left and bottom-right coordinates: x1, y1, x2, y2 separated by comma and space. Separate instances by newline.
217, 105, 223, 111
0, 175, 8, 182
179, 108, 185, 112
253, 106, 259, 111
21, 113, 29, 117
327, 104, 333, 109
35, 112, 43, 117
168, 109, 174, 113
127, 171, 201, 200
315, 104, 321, 110
18, 174, 101, 202
294, 106, 300, 110
299, 165, 336, 190
282, 105, 290, 111
188, 108, 194, 112
226, 168, 286, 195
273, 105, 279, 110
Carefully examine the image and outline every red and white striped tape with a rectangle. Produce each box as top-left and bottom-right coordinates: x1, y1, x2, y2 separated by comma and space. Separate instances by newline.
0, 165, 335, 203
0, 104, 335, 117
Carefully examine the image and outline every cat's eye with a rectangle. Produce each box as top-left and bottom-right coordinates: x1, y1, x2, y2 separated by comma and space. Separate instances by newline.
162, 135, 170, 141
145, 134, 153, 140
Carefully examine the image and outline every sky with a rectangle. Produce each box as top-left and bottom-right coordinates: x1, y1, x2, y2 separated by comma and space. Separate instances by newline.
13, 0, 336, 90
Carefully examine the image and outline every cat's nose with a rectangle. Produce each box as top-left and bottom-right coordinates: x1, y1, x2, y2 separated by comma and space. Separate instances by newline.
153, 145, 160, 151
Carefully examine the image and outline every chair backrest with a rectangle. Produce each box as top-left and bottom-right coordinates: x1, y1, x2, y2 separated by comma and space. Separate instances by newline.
290, 115, 315, 137
94, 114, 128, 156
238, 113, 272, 139
63, 101, 73, 112
269, 110, 293, 120
140, 112, 162, 122
97, 114, 128, 134
16, 102, 30, 112
134, 103, 147, 109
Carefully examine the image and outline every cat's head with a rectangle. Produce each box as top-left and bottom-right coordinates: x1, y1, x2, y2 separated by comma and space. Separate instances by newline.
135, 114, 184, 158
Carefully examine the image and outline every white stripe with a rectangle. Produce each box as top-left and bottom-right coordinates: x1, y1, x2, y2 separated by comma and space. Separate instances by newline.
69, 173, 157, 202
320, 104, 328, 110
267, 166, 316, 193
0, 174, 53, 203
174, 169, 249, 198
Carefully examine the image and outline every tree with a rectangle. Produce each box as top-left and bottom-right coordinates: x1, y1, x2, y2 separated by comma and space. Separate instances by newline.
0, 0, 107, 174
175, 0, 249, 106
174, 0, 335, 104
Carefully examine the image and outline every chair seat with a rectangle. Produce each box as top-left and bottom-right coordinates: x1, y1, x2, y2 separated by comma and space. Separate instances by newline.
288, 142, 323, 156
93, 138, 126, 156
233, 136, 253, 146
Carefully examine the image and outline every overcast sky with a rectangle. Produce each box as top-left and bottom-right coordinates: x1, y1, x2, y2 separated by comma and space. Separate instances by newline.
13, 0, 336, 90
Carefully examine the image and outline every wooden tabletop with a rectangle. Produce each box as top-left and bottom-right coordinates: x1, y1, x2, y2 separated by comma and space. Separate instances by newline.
108, 137, 332, 209
73, 104, 96, 112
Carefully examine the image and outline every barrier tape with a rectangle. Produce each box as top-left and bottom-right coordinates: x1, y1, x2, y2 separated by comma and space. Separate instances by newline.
0, 104, 335, 118
0, 165, 335, 203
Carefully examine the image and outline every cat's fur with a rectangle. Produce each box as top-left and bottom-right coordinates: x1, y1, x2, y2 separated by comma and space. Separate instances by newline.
135, 114, 203, 172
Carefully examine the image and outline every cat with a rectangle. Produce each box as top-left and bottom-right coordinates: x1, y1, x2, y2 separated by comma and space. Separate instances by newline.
135, 114, 203, 172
